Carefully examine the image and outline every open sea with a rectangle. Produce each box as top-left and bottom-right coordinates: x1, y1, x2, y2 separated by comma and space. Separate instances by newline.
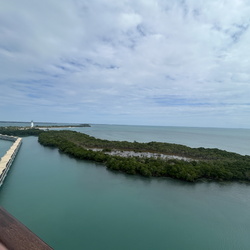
0, 123, 250, 250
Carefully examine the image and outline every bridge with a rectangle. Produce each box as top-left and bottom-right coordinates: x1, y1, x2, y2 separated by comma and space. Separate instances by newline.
0, 134, 22, 187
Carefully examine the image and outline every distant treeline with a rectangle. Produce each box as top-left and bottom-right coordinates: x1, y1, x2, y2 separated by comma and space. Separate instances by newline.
35, 124, 91, 128
0, 124, 90, 136
0, 127, 42, 136
38, 130, 250, 182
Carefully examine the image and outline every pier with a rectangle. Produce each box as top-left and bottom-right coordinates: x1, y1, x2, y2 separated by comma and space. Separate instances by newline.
0, 134, 22, 187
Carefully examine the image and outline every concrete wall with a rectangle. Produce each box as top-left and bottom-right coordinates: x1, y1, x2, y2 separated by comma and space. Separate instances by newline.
0, 134, 17, 142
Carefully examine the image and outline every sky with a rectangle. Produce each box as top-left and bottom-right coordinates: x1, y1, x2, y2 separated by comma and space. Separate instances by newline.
0, 0, 250, 128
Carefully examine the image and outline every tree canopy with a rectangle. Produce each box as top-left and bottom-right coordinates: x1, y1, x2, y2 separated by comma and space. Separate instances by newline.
38, 130, 250, 182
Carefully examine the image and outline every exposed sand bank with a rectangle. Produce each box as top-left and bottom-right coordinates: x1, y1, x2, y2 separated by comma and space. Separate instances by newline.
90, 148, 193, 161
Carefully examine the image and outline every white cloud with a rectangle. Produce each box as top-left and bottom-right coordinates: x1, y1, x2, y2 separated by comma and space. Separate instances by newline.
0, 0, 250, 127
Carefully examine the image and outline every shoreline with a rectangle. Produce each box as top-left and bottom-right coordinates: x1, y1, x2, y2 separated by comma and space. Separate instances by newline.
38, 130, 250, 182
36, 124, 91, 129
37, 126, 77, 130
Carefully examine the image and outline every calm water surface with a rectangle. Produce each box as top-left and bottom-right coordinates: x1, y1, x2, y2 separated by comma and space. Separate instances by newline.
0, 125, 250, 250
77, 125, 250, 155
0, 140, 13, 158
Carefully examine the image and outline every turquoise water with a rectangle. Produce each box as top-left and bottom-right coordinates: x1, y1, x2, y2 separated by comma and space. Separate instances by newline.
69, 125, 250, 155
0, 139, 13, 158
0, 125, 250, 249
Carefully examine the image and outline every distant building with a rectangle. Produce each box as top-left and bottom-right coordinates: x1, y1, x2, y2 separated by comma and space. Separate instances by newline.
31, 120, 34, 128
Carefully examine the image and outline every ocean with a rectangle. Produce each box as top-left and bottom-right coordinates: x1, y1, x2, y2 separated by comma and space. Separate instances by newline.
0, 123, 250, 249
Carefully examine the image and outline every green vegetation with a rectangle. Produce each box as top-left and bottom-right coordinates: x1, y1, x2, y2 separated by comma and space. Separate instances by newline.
0, 127, 43, 136
35, 124, 91, 128
78, 124, 91, 127
0, 124, 90, 136
2, 127, 249, 182
38, 130, 250, 182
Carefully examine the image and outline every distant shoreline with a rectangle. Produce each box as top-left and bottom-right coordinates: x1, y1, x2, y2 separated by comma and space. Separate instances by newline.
0, 125, 90, 137
37, 124, 91, 129
0, 124, 91, 129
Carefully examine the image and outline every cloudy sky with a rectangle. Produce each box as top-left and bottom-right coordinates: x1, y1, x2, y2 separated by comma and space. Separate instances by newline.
1, 0, 250, 128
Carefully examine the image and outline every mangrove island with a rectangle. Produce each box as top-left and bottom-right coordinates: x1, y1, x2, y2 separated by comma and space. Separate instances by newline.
38, 130, 250, 182
1, 127, 250, 182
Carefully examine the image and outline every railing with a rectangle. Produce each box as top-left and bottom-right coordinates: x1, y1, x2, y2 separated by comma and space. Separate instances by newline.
0, 207, 52, 250
0, 135, 17, 141
0, 136, 53, 249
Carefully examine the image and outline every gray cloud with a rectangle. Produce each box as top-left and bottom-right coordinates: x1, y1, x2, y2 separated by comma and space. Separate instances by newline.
0, 0, 250, 128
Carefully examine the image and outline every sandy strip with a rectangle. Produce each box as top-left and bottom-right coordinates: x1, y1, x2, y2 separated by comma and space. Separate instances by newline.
90, 148, 193, 161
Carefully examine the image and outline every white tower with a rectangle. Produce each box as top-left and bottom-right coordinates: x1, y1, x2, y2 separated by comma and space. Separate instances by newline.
31, 120, 34, 128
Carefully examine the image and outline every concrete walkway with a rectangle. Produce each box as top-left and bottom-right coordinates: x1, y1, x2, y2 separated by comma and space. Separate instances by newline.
0, 135, 22, 187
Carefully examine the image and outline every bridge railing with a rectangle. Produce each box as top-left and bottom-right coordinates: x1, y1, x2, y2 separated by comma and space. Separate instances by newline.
0, 207, 52, 250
